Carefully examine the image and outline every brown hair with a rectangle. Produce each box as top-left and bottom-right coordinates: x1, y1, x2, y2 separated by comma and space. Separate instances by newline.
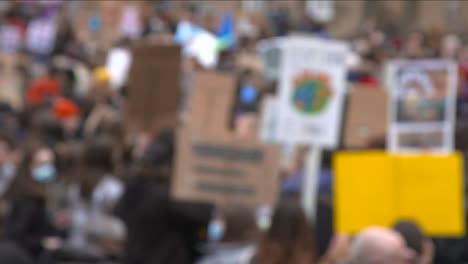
221, 205, 258, 243
6, 145, 53, 201
256, 199, 316, 264
78, 135, 115, 200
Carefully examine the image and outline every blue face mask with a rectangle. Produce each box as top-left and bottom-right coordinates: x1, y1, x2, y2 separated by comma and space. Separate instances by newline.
208, 220, 225, 242
32, 165, 56, 183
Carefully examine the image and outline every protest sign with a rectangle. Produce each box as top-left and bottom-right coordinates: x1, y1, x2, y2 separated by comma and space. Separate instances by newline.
334, 151, 465, 237
256, 38, 284, 81
175, 21, 220, 69
185, 30, 219, 69
0, 24, 22, 53
387, 60, 458, 153
186, 71, 236, 136
343, 87, 388, 148
306, 0, 335, 23
172, 129, 280, 205
242, 0, 267, 13
126, 44, 181, 134
26, 17, 57, 55
276, 37, 349, 148
119, 5, 142, 39
258, 95, 279, 143
105, 47, 132, 91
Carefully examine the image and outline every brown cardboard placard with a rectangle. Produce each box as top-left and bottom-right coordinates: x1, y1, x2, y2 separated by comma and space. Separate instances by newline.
186, 71, 236, 136
172, 129, 280, 205
126, 44, 181, 134
343, 87, 388, 148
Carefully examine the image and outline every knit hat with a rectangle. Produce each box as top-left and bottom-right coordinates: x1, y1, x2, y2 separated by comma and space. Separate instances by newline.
93, 67, 111, 83
53, 97, 80, 121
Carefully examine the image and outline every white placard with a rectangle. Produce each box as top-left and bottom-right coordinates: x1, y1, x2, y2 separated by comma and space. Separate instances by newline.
106, 47, 132, 91
276, 37, 349, 148
242, 0, 267, 13
256, 38, 285, 81
120, 6, 142, 39
185, 30, 219, 69
0, 24, 22, 52
259, 95, 279, 143
306, 0, 335, 23
387, 60, 458, 153
26, 17, 57, 55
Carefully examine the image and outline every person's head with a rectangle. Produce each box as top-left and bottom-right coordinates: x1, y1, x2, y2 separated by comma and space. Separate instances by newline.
52, 97, 81, 137
78, 136, 115, 199
84, 136, 114, 172
0, 132, 14, 165
87, 215, 126, 255
257, 199, 316, 264
38, 118, 65, 148
57, 69, 76, 98
8, 145, 56, 200
350, 227, 413, 264
0, 102, 18, 132
131, 130, 174, 182
29, 146, 56, 184
441, 34, 461, 59
393, 220, 433, 264
209, 205, 258, 243
406, 31, 425, 56
48, 66, 59, 79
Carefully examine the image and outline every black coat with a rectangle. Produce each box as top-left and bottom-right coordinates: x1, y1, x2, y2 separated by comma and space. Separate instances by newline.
6, 196, 55, 258
0, 240, 34, 264
115, 178, 213, 264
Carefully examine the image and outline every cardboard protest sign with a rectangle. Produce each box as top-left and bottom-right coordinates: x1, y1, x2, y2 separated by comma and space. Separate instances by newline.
387, 60, 458, 153
126, 44, 181, 134
343, 87, 388, 148
276, 37, 349, 148
186, 71, 236, 136
172, 129, 280, 205
334, 151, 465, 237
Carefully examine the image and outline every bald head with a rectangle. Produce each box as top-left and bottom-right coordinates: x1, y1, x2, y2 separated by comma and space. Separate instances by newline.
350, 227, 410, 264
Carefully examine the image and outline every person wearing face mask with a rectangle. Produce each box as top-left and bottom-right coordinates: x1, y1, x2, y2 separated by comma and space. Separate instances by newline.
5, 145, 61, 259
198, 205, 258, 264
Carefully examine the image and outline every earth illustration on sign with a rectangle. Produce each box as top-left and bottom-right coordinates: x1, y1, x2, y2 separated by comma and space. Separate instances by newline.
291, 72, 333, 115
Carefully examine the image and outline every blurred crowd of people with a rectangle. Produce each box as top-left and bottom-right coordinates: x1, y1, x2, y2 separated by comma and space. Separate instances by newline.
0, 1, 466, 264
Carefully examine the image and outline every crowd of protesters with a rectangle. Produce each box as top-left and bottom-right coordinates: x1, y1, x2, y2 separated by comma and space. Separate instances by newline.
0, 1, 467, 264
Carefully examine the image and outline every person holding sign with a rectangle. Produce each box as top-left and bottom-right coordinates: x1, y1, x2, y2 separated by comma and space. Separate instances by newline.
115, 131, 214, 264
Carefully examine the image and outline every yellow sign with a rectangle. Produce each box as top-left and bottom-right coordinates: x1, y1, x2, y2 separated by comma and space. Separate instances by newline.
334, 151, 465, 237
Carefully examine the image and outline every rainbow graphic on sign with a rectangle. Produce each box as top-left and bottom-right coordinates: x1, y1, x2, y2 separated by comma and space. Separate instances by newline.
291, 72, 333, 115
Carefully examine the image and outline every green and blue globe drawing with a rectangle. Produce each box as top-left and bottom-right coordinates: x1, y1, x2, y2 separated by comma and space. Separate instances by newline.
291, 72, 333, 115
